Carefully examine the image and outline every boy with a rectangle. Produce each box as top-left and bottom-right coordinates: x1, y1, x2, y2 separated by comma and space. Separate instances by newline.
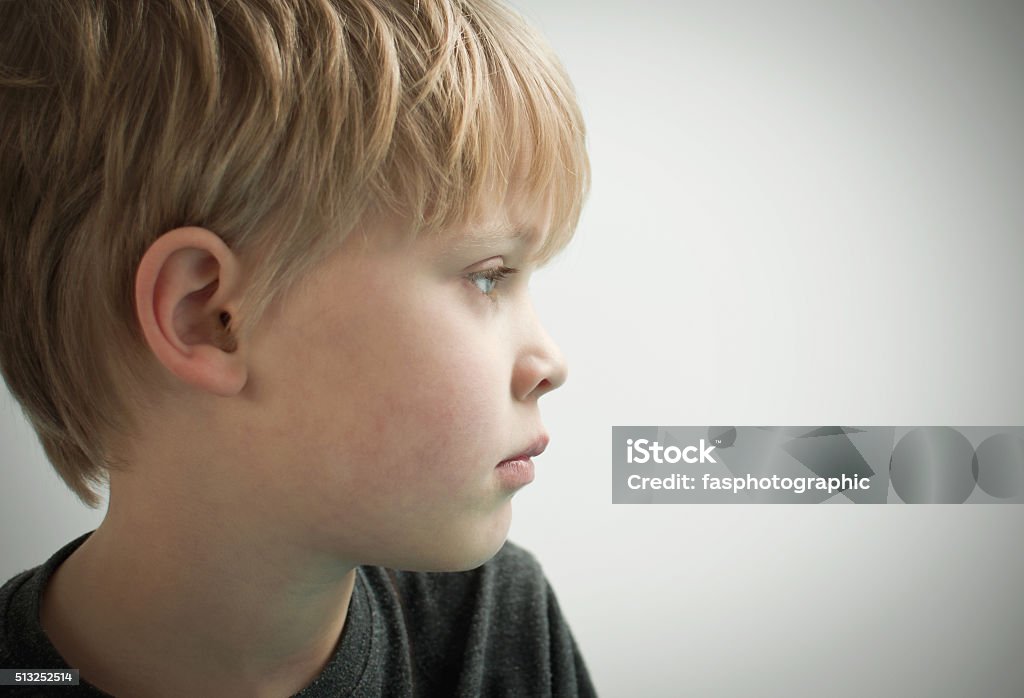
0, 0, 593, 696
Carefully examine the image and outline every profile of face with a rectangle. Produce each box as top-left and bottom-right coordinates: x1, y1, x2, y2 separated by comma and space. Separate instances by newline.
235, 189, 568, 571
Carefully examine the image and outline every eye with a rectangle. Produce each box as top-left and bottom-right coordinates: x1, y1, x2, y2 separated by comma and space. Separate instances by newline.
466, 265, 518, 298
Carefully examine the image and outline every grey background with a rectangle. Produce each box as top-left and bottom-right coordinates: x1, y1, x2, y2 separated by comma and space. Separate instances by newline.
3, 1, 1024, 696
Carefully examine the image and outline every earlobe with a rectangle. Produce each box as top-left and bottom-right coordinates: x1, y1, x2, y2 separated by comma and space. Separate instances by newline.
135, 227, 247, 397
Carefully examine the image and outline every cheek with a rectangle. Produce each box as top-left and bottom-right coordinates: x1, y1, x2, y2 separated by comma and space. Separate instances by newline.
313, 292, 507, 475
314, 344, 505, 547
267, 261, 512, 479
367, 335, 504, 471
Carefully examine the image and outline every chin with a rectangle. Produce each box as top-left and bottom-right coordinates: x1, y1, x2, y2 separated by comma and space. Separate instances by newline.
403, 506, 513, 572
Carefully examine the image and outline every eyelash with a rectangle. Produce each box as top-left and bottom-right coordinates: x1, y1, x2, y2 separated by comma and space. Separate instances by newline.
466, 265, 519, 299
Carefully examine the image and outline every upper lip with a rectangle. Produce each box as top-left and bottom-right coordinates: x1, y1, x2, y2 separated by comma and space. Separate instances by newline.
501, 434, 549, 463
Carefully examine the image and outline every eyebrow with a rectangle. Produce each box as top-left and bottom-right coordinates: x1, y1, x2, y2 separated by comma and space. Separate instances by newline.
447, 226, 539, 253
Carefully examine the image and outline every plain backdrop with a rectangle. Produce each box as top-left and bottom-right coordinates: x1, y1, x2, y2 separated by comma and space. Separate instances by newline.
3, 1, 1024, 696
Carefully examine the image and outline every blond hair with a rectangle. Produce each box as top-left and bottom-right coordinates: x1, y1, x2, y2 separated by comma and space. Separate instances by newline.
0, 0, 589, 508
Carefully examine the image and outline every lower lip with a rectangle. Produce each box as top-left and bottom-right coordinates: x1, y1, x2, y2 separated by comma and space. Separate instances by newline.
495, 457, 535, 489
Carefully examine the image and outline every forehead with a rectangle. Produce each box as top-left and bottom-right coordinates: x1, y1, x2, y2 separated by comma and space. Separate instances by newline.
444, 225, 542, 256
354, 184, 551, 260
436, 186, 554, 256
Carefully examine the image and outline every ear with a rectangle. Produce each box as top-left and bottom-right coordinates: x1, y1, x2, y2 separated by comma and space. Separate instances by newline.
135, 226, 247, 397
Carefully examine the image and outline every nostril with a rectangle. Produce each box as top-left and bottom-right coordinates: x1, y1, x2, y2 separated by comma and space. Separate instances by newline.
532, 377, 559, 400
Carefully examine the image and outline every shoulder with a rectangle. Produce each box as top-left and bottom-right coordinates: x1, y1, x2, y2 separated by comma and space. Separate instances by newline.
361, 540, 596, 696
0, 568, 35, 662
0, 532, 93, 667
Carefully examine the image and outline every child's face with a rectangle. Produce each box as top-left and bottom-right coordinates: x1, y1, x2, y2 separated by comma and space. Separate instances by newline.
240, 190, 567, 571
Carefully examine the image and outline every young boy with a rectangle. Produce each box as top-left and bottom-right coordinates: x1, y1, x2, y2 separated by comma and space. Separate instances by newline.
0, 0, 593, 695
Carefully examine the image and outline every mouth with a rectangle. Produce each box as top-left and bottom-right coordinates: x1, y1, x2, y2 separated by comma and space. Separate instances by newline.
494, 435, 548, 490
498, 434, 550, 464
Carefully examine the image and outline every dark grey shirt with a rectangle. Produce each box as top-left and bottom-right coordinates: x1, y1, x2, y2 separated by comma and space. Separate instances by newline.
0, 531, 597, 697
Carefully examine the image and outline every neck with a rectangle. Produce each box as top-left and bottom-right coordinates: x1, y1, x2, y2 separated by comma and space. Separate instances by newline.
40, 507, 357, 698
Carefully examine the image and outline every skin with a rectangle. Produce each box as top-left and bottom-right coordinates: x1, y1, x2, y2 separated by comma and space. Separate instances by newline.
38, 190, 568, 698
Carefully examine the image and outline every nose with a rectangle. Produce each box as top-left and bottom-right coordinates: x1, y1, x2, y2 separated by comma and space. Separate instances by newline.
511, 304, 568, 402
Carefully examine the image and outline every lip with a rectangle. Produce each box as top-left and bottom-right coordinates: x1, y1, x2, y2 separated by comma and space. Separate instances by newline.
499, 434, 550, 464
494, 435, 548, 490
